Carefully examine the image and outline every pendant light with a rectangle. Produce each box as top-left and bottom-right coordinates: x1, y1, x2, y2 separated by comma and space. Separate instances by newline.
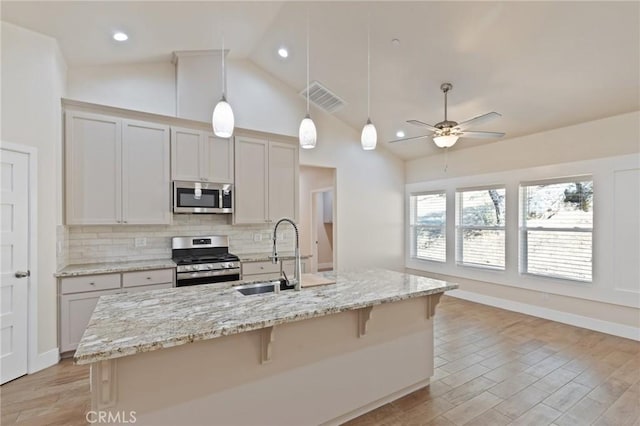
299, 9, 317, 149
361, 12, 377, 150
212, 35, 235, 138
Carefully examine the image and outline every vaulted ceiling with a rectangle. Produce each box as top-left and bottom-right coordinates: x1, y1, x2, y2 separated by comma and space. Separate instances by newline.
3, 1, 639, 160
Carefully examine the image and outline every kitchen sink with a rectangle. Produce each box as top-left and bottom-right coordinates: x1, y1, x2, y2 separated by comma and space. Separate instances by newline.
236, 280, 295, 296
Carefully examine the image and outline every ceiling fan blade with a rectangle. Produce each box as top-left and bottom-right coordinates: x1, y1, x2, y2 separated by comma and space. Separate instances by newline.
458, 131, 505, 139
454, 112, 502, 131
388, 135, 430, 143
406, 120, 439, 132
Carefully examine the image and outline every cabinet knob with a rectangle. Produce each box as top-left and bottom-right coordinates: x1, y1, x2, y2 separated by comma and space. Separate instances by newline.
146, 276, 152, 280
89, 282, 95, 285
123, 221, 128, 224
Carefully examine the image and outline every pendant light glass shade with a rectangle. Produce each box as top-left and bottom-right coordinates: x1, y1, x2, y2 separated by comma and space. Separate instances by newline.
212, 33, 234, 138
299, 8, 317, 149
433, 134, 459, 148
212, 95, 235, 138
299, 114, 317, 149
361, 119, 377, 150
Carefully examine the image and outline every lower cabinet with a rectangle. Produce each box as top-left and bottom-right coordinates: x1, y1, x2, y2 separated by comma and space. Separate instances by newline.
58, 269, 174, 353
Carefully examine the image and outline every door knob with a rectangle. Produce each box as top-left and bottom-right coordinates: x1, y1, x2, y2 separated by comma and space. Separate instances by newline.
15, 270, 30, 278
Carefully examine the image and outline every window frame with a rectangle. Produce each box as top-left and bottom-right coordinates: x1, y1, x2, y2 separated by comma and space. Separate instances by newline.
519, 175, 593, 283
455, 185, 506, 271
409, 190, 447, 263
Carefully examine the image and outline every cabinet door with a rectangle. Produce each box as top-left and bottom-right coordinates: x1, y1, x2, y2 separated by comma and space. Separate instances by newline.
59, 289, 120, 352
122, 120, 171, 224
234, 137, 269, 224
202, 133, 234, 183
268, 141, 299, 222
171, 127, 201, 181
65, 111, 122, 224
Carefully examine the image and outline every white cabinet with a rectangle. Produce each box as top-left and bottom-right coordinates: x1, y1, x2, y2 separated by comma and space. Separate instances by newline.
65, 111, 170, 225
241, 259, 307, 282
58, 268, 175, 353
171, 126, 233, 183
122, 119, 171, 224
234, 136, 299, 224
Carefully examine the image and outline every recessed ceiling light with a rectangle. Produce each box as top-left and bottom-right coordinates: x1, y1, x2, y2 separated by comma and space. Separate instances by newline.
396, 130, 405, 138
278, 47, 289, 58
113, 32, 128, 42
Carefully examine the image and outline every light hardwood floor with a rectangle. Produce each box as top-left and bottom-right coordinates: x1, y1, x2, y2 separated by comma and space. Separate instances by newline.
1, 296, 638, 425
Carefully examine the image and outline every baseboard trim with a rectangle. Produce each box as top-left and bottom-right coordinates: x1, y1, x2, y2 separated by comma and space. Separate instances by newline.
29, 348, 60, 374
322, 378, 430, 426
448, 289, 640, 341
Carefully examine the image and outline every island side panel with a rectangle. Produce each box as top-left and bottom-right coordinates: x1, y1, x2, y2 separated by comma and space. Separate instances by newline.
97, 295, 439, 425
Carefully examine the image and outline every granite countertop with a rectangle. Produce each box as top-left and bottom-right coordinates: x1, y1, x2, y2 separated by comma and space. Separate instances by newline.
238, 252, 313, 262
74, 269, 457, 365
55, 259, 177, 277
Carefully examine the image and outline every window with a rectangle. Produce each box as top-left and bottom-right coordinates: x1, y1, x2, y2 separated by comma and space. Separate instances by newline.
456, 187, 506, 269
521, 178, 593, 282
410, 192, 446, 262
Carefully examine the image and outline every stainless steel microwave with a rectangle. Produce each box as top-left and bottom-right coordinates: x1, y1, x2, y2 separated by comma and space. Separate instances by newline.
173, 181, 233, 214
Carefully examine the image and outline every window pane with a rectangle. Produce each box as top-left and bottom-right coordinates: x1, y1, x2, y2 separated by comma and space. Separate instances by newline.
415, 226, 446, 262
461, 188, 505, 227
411, 192, 446, 262
525, 230, 592, 281
522, 179, 593, 282
524, 181, 593, 228
416, 193, 446, 226
461, 229, 505, 269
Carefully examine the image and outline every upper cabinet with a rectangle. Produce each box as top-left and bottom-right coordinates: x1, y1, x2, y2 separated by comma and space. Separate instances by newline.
234, 135, 299, 224
171, 126, 233, 183
65, 110, 171, 225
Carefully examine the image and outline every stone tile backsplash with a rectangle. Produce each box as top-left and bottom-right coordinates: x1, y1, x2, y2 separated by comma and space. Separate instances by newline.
63, 215, 296, 266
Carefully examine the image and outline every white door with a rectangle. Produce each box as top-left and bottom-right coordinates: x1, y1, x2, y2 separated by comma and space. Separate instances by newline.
0, 149, 30, 384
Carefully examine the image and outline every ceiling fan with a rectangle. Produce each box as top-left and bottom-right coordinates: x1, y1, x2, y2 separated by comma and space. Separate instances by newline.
390, 83, 505, 148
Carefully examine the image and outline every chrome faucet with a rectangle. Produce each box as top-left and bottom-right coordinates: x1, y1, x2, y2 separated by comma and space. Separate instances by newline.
272, 218, 302, 291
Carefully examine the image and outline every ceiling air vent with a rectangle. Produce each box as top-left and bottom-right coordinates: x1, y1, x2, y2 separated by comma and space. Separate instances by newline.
299, 81, 346, 113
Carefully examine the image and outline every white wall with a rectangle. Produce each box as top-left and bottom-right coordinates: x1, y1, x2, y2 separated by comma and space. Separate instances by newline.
405, 113, 640, 337
1, 22, 67, 355
66, 57, 406, 272
67, 62, 175, 116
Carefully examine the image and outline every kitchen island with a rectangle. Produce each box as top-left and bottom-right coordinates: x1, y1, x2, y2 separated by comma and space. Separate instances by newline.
75, 269, 457, 425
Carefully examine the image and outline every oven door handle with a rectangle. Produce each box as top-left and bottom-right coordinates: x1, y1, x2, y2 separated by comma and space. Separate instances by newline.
176, 268, 240, 280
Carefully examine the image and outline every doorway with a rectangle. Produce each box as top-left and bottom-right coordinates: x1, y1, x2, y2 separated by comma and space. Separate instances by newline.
299, 166, 336, 273
1, 143, 37, 384
312, 189, 334, 272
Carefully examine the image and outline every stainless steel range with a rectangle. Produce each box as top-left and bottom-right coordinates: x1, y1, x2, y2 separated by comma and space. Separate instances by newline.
172, 236, 240, 287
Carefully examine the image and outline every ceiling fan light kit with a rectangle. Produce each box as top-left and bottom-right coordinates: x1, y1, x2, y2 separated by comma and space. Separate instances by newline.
433, 134, 459, 148
390, 82, 505, 149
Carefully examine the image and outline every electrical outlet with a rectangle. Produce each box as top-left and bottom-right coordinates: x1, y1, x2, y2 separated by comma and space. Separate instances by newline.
253, 233, 262, 242
542, 292, 550, 301
57, 241, 63, 255
134, 237, 147, 247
